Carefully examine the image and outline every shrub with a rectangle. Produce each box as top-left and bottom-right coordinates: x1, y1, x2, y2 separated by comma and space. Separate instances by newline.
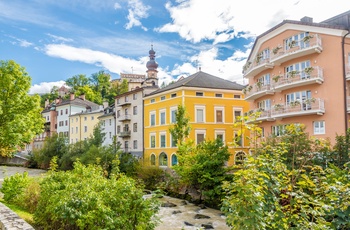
0, 172, 31, 204
34, 162, 159, 229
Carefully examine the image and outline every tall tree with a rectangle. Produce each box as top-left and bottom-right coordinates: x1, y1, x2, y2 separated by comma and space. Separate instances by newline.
89, 71, 111, 99
169, 104, 191, 146
0, 60, 44, 156
65, 74, 89, 92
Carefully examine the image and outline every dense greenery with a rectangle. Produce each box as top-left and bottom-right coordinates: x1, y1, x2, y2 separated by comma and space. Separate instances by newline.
221, 124, 350, 229
0, 60, 44, 157
169, 104, 191, 146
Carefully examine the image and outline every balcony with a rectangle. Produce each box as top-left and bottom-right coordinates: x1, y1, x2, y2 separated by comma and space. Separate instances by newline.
243, 58, 274, 78
347, 97, 350, 113
244, 84, 274, 101
118, 101, 131, 107
118, 115, 131, 121
271, 98, 325, 120
273, 66, 324, 92
119, 130, 131, 138
346, 65, 350, 80
270, 34, 323, 66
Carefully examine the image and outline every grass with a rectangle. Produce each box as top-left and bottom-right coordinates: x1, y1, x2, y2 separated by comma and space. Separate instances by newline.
0, 198, 35, 226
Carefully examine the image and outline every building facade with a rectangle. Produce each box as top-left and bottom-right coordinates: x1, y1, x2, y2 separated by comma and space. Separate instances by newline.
143, 71, 249, 167
98, 104, 116, 146
242, 11, 350, 144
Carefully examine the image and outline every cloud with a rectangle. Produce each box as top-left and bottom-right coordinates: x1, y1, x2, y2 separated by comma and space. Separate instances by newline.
30, 81, 66, 94
47, 33, 73, 43
124, 0, 151, 31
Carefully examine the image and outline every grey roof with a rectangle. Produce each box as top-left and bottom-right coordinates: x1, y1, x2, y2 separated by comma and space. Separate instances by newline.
146, 71, 244, 96
58, 97, 100, 109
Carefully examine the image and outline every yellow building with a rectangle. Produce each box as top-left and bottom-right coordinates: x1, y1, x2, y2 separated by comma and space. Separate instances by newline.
69, 109, 104, 143
143, 70, 250, 167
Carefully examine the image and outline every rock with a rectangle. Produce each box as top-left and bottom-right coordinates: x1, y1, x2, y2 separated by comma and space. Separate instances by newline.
172, 210, 182, 214
198, 204, 206, 209
201, 223, 214, 229
180, 200, 188, 205
194, 214, 211, 219
184, 221, 194, 226
161, 201, 177, 207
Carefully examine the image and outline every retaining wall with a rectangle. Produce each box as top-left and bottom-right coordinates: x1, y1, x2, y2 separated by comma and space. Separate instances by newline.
0, 202, 34, 230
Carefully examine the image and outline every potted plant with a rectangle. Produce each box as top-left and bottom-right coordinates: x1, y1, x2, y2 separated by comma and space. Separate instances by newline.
288, 70, 300, 78
272, 46, 282, 55
256, 81, 263, 90
290, 100, 301, 107
304, 66, 314, 75
243, 61, 251, 72
288, 40, 297, 48
305, 98, 316, 105
274, 104, 283, 111
255, 53, 263, 64
303, 35, 314, 43
272, 75, 282, 83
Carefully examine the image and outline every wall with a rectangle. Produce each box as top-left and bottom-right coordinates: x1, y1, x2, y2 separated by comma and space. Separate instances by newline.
0, 202, 34, 230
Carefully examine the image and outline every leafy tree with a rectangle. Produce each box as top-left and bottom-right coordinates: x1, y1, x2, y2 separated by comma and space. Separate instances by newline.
34, 162, 159, 229
105, 79, 129, 105
89, 70, 111, 99
169, 104, 191, 146
65, 74, 89, 92
0, 60, 44, 156
332, 129, 350, 168
173, 139, 231, 206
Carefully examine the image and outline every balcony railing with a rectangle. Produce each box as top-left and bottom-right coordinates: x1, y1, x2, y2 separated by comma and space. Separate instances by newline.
271, 98, 325, 119
243, 58, 274, 78
118, 101, 131, 107
244, 66, 324, 101
273, 66, 324, 92
270, 34, 322, 65
118, 115, 131, 121
119, 130, 131, 137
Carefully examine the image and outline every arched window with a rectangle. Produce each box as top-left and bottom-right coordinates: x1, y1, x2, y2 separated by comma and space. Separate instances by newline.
150, 154, 156, 166
159, 152, 168, 166
171, 154, 178, 166
235, 151, 246, 165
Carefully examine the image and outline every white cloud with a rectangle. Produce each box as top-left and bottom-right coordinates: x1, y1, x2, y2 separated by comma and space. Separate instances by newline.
156, 0, 350, 44
114, 3, 121, 9
124, 0, 151, 31
30, 81, 66, 94
47, 33, 73, 43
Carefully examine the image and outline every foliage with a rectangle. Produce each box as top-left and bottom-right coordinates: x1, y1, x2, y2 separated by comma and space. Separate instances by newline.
34, 162, 159, 230
118, 152, 140, 178
332, 129, 350, 168
173, 139, 231, 206
136, 164, 168, 191
0, 60, 44, 156
169, 104, 191, 146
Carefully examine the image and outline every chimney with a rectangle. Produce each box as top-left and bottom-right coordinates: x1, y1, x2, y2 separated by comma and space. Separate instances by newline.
79, 94, 85, 100
70, 92, 75, 101
103, 101, 109, 108
300, 16, 313, 23
55, 97, 61, 104
45, 99, 49, 108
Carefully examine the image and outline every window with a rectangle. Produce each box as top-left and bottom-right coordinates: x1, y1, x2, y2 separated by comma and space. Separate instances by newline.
124, 124, 129, 132
195, 106, 205, 123
84, 126, 87, 132
76, 118, 78, 122
133, 123, 137, 132
159, 152, 168, 166
257, 74, 270, 87
170, 134, 177, 147
150, 99, 155, 103
234, 109, 242, 122
150, 134, 156, 148
234, 132, 243, 146
215, 93, 222, 97
196, 92, 203, 96
150, 154, 156, 165
109, 119, 112, 126
285, 32, 310, 50
215, 131, 225, 142
117, 98, 120, 104
125, 141, 129, 152
65, 120, 68, 126
160, 134, 166, 148
84, 117, 87, 121
171, 154, 178, 166
160, 110, 166, 125
285, 60, 311, 80
133, 140, 137, 149
272, 125, 286, 137
160, 96, 165, 101
109, 132, 111, 139
60, 110, 63, 115
235, 152, 246, 165
170, 108, 177, 123
117, 125, 120, 134
215, 107, 224, 123
65, 109, 68, 114
314, 121, 325, 134
171, 93, 177, 98
76, 127, 78, 133
133, 94, 137, 100
234, 94, 241, 99
125, 96, 128, 102
196, 130, 206, 145
117, 110, 120, 118
71, 127, 73, 134
286, 90, 312, 110
258, 100, 271, 111
133, 106, 137, 115
125, 108, 128, 115
91, 116, 94, 120
150, 112, 156, 126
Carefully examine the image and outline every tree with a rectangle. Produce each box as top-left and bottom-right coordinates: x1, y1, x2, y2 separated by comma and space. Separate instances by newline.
0, 60, 44, 157
89, 70, 111, 99
169, 104, 191, 146
65, 74, 89, 92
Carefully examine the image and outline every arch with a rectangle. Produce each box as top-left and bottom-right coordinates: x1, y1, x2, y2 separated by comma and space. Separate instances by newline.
150, 153, 156, 166
234, 151, 247, 165
171, 153, 178, 166
159, 152, 168, 166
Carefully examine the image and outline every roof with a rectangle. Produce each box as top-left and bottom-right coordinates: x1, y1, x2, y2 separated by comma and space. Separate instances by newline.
146, 71, 244, 96
247, 11, 350, 60
58, 97, 100, 109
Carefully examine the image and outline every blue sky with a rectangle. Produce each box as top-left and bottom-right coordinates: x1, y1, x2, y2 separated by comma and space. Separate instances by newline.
1, 0, 349, 94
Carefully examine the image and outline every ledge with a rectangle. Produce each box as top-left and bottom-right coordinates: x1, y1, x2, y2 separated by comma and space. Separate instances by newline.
0, 202, 34, 230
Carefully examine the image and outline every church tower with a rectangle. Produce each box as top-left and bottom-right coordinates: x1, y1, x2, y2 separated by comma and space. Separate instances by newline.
144, 45, 159, 87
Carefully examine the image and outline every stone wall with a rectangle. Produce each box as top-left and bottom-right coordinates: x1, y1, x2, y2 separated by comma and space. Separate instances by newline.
0, 202, 34, 230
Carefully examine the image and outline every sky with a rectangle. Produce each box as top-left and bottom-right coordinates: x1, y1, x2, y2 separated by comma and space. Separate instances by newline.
1, 0, 350, 94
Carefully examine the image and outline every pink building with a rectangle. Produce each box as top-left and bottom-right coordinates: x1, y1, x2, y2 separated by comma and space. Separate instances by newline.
243, 11, 350, 145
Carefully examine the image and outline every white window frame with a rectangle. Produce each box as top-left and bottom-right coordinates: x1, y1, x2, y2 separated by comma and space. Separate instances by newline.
195, 129, 206, 145
214, 106, 225, 123
159, 109, 166, 125
195, 105, 206, 123
150, 111, 156, 126
313, 121, 325, 134
159, 132, 166, 148
150, 133, 156, 148
233, 108, 243, 122
170, 106, 177, 124
215, 130, 225, 142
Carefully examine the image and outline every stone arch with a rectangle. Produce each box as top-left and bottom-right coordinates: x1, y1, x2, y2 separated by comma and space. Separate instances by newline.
234, 151, 247, 165
150, 153, 156, 166
171, 153, 178, 166
159, 152, 168, 166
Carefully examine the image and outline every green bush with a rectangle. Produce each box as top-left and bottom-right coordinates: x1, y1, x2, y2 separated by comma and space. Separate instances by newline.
0, 172, 31, 204
136, 165, 168, 191
34, 162, 159, 230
